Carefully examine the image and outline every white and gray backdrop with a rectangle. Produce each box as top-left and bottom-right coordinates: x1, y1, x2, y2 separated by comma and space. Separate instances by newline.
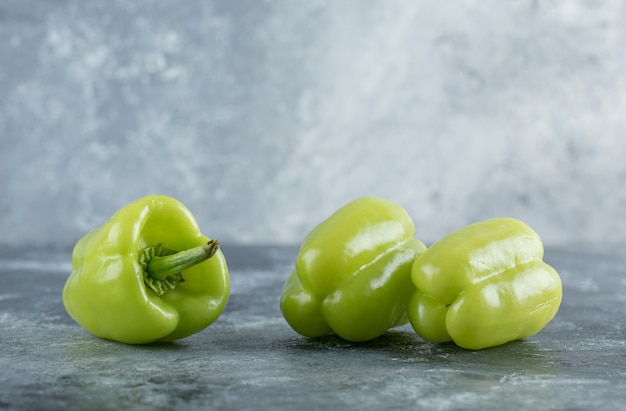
2, 1, 625, 247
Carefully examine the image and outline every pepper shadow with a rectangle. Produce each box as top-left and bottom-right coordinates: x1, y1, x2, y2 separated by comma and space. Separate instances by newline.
279, 327, 562, 379
62, 332, 189, 363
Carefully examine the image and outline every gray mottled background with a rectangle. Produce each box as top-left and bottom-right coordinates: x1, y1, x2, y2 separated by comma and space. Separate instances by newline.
2, 0, 626, 247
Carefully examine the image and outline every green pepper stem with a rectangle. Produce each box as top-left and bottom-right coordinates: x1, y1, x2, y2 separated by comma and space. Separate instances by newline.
147, 240, 220, 281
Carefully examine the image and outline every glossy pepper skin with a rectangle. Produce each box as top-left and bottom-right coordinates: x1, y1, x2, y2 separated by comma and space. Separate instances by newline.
63, 195, 229, 344
408, 217, 562, 350
280, 196, 427, 342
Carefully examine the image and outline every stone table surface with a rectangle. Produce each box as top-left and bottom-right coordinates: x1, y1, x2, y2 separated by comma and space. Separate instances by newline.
1, 244, 625, 411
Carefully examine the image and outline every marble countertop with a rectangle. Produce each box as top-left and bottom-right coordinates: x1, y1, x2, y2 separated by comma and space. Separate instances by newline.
1, 244, 625, 410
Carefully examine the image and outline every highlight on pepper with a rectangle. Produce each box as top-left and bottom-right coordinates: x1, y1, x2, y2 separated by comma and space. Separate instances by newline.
62, 195, 230, 344
280, 196, 427, 342
408, 217, 562, 350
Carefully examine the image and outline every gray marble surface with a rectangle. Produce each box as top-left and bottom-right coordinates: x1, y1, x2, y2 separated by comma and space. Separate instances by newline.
1, 244, 625, 410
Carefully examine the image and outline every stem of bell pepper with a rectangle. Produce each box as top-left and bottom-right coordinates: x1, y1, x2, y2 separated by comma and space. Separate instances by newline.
147, 240, 220, 281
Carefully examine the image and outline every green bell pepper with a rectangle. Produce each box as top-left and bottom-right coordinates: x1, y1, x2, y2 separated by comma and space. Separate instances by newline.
63, 195, 230, 344
408, 217, 562, 350
280, 196, 427, 342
